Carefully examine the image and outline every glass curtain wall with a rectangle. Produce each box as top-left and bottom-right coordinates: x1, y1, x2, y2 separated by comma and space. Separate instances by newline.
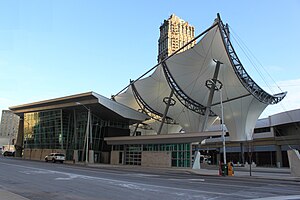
24, 110, 62, 149
24, 109, 129, 162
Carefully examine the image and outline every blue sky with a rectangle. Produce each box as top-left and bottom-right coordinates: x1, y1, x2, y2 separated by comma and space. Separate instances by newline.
0, 0, 299, 118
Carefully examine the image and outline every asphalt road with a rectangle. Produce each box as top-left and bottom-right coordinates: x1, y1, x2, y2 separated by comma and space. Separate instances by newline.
0, 157, 300, 200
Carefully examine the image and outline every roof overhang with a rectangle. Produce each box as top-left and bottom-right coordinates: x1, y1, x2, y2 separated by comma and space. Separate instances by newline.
9, 91, 149, 124
104, 131, 222, 145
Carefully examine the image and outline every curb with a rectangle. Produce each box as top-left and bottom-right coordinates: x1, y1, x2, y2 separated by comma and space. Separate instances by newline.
0, 189, 30, 200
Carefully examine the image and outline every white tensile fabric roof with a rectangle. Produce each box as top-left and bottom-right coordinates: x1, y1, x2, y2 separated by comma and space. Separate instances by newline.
114, 16, 286, 141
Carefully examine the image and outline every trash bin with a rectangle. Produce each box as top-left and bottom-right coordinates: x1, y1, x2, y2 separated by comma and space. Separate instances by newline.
221, 164, 228, 176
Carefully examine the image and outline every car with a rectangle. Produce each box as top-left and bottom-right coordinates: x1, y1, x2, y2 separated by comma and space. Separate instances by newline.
45, 153, 65, 163
2, 151, 15, 157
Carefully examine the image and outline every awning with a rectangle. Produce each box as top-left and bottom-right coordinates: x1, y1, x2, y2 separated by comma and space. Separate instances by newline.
105, 131, 222, 145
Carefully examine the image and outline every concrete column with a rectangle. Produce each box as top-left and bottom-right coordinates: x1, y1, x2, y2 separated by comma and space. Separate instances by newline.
73, 150, 78, 162
270, 151, 273, 166
15, 118, 24, 157
89, 150, 94, 164
240, 143, 245, 164
287, 149, 300, 177
256, 152, 259, 166
276, 145, 282, 168
192, 151, 201, 169
217, 148, 221, 164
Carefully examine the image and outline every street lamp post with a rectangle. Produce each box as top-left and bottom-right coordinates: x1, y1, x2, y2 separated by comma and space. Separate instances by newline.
205, 78, 226, 164
219, 88, 226, 164
85, 110, 90, 165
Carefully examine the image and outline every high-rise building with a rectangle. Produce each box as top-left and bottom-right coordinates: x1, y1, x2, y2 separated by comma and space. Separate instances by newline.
158, 14, 196, 63
0, 110, 19, 146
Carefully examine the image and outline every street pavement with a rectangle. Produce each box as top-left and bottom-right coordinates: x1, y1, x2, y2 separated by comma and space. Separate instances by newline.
1, 157, 300, 200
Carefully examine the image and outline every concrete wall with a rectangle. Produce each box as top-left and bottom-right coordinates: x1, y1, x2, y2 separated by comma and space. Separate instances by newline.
30, 149, 41, 160
23, 149, 66, 161
287, 149, 300, 177
100, 152, 110, 164
111, 151, 120, 165
23, 149, 31, 160
0, 138, 9, 150
141, 151, 171, 168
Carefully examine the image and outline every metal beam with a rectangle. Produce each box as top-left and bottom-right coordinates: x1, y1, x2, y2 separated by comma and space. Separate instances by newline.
131, 81, 175, 124
162, 61, 217, 117
200, 61, 222, 132
210, 93, 252, 107
157, 90, 175, 135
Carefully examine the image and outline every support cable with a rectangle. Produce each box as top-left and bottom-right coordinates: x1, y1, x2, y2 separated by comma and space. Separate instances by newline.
217, 14, 286, 105
229, 25, 283, 93
112, 22, 219, 99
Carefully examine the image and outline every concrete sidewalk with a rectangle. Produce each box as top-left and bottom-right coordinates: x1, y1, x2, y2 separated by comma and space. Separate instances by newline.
0, 189, 30, 200
188, 167, 300, 182
66, 161, 300, 182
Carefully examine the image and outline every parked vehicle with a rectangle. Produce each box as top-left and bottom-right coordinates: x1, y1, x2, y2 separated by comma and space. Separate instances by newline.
45, 153, 65, 163
2, 151, 15, 157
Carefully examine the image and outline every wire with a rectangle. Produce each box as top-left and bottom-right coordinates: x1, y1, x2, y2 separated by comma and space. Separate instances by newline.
229, 30, 275, 94
229, 25, 283, 94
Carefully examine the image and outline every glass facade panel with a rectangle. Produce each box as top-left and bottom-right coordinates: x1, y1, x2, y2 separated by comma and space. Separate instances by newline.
23, 109, 130, 162
24, 110, 62, 149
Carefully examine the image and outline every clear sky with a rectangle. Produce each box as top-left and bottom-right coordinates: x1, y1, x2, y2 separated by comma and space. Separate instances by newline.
0, 0, 299, 119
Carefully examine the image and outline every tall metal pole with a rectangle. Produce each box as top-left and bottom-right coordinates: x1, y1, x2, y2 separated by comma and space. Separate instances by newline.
74, 109, 77, 149
157, 90, 174, 135
132, 123, 140, 136
201, 61, 221, 132
220, 88, 226, 164
76, 102, 91, 164
89, 113, 93, 150
85, 109, 90, 165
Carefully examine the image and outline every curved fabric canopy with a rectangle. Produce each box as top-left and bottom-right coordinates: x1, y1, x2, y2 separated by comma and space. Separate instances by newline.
114, 15, 286, 141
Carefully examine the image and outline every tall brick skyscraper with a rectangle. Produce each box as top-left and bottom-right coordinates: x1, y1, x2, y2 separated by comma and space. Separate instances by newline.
158, 14, 196, 63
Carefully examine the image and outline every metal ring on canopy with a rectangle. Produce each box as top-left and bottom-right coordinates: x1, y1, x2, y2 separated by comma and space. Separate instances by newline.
163, 97, 176, 106
206, 79, 223, 91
